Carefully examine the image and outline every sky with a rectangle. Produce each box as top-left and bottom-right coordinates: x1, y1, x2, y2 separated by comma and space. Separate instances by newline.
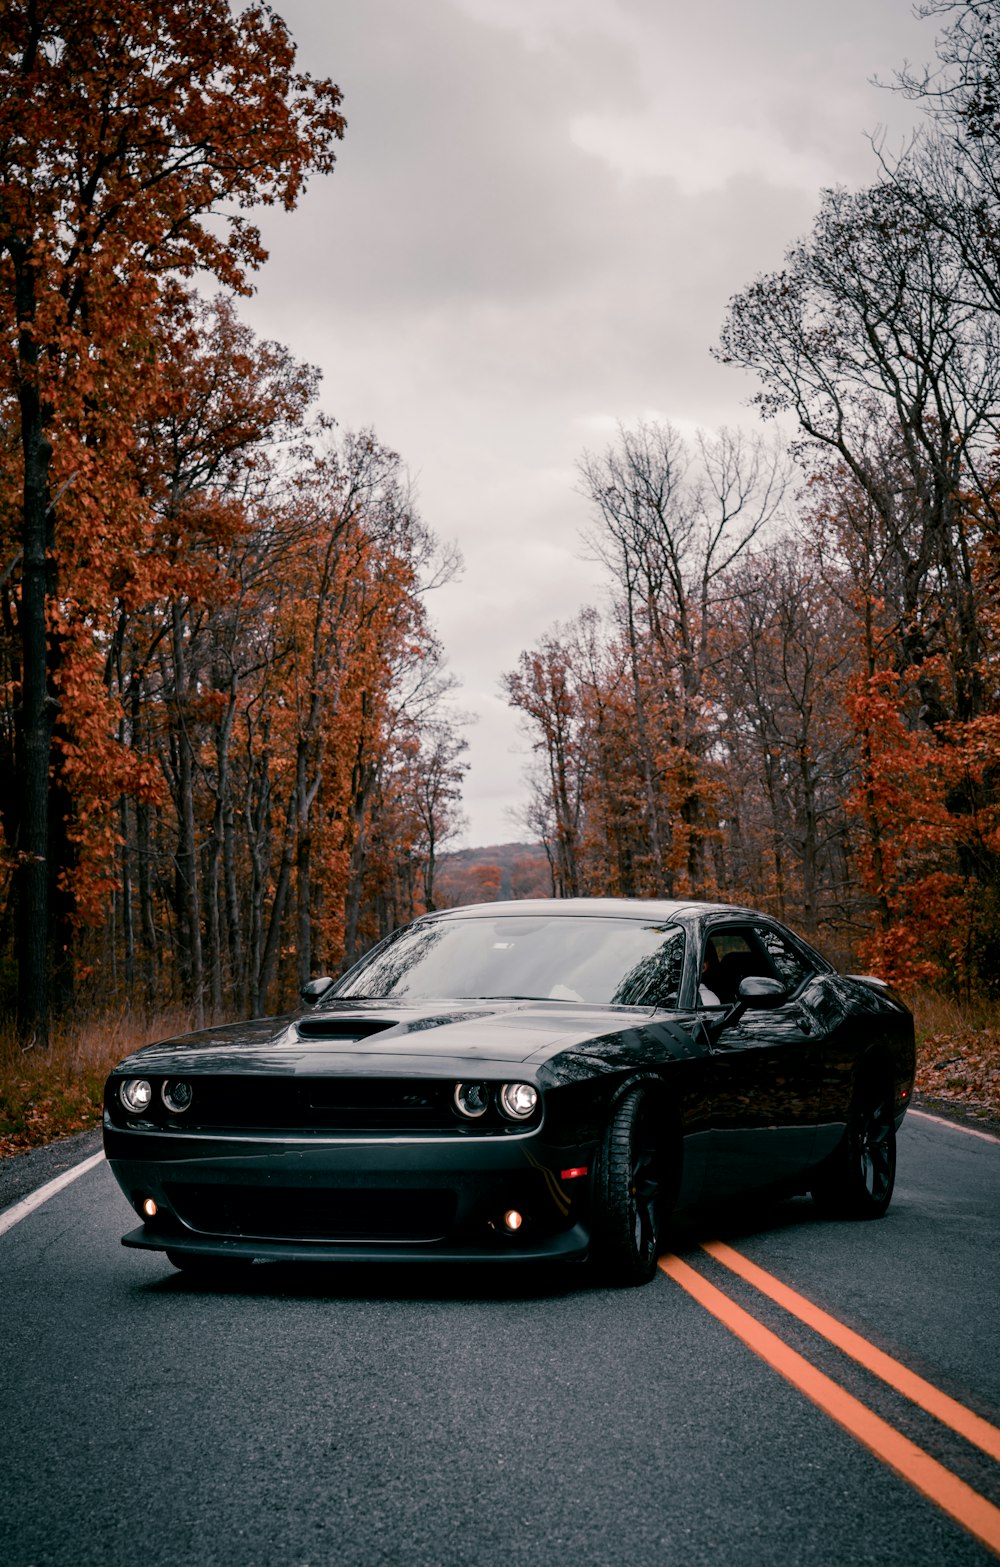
240, 0, 934, 847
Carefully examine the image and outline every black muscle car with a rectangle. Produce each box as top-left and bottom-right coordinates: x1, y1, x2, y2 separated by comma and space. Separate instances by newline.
103, 898, 915, 1285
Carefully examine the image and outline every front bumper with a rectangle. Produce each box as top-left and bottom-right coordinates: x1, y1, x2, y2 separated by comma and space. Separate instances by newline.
105, 1122, 593, 1264
120, 1226, 589, 1264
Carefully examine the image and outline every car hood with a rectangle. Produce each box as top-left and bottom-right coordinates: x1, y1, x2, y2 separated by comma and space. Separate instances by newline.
110, 997, 663, 1076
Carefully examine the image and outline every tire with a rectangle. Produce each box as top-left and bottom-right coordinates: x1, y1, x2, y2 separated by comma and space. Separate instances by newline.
811, 1076, 896, 1219
591, 1087, 672, 1286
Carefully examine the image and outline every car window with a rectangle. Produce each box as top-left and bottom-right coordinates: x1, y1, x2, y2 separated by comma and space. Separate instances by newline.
699, 927, 773, 1006
755, 924, 814, 992
612, 926, 686, 1008
335, 917, 686, 1008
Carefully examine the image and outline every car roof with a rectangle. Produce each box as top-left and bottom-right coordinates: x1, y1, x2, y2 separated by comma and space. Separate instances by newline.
422, 897, 759, 923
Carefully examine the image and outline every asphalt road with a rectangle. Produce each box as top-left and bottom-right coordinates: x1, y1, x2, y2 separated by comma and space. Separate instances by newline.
1, 1110, 998, 1567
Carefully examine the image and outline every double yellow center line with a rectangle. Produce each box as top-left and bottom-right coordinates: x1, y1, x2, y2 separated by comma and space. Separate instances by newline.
659, 1243, 1000, 1558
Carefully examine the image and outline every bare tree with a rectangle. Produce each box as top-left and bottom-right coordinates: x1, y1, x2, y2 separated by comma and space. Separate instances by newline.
578, 420, 788, 889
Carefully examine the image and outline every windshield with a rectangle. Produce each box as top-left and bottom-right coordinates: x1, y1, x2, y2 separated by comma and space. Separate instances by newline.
335, 915, 686, 1008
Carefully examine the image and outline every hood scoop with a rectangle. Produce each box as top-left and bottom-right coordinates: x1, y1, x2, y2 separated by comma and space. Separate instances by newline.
296, 1017, 399, 1041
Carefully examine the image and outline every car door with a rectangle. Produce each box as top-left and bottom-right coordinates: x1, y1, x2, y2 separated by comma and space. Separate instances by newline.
700, 921, 825, 1200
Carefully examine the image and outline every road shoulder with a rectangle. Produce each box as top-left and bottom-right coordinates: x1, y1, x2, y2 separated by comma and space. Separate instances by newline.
0, 1126, 103, 1216
911, 1093, 1000, 1141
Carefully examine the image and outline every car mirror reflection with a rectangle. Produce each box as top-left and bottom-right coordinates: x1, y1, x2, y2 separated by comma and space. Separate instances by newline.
300, 976, 335, 1007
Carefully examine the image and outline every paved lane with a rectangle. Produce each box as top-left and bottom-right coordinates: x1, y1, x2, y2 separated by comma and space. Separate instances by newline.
698, 1111, 1000, 1418
1, 1117, 997, 1567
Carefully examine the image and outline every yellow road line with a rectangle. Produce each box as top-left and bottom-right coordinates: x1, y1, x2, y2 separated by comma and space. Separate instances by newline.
703, 1240, 1000, 1464
659, 1253, 1000, 1559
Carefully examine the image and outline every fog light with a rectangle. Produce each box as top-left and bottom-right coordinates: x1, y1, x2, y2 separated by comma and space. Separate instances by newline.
454, 1082, 490, 1118
120, 1078, 152, 1113
142, 1197, 157, 1218
503, 1209, 523, 1232
499, 1082, 538, 1120
162, 1079, 193, 1114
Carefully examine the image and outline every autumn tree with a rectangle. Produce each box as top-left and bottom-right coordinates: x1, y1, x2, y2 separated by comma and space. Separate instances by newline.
0, 0, 344, 1041
52, 407, 468, 1021
111, 290, 322, 1018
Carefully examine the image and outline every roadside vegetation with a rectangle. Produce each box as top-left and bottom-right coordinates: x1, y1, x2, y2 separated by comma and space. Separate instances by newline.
0, 1013, 190, 1158
913, 993, 1000, 1124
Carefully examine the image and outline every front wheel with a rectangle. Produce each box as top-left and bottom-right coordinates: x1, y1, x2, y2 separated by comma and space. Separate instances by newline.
811, 1078, 896, 1218
591, 1088, 672, 1286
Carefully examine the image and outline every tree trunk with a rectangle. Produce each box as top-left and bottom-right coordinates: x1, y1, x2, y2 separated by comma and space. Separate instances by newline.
13, 252, 53, 1045
171, 601, 204, 1021
120, 795, 135, 995
257, 783, 296, 1009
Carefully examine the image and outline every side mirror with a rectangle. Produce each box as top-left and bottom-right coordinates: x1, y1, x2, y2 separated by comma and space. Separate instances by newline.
300, 976, 335, 1007
737, 975, 787, 1009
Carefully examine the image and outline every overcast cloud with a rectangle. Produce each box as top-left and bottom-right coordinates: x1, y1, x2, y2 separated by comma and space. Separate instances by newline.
240, 0, 932, 845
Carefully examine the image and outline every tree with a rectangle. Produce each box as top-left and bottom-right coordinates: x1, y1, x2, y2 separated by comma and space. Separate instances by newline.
717, 127, 1000, 984
578, 420, 787, 891
0, 0, 344, 1041
401, 722, 469, 912
887, 2, 1000, 351
503, 634, 584, 897
119, 290, 321, 1019
713, 544, 856, 938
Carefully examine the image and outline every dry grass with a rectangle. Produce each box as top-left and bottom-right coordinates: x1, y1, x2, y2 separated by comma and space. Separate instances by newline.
0, 1010, 194, 1160
912, 991, 1000, 1122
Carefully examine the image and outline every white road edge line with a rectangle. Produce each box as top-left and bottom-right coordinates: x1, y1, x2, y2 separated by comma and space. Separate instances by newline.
909, 1108, 1000, 1144
0, 1150, 105, 1238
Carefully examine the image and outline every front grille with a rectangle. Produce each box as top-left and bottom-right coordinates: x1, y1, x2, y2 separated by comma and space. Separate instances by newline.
161, 1077, 458, 1133
165, 1182, 457, 1242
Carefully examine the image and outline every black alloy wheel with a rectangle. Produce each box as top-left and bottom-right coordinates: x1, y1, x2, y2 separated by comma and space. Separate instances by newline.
592, 1088, 668, 1286
811, 1077, 897, 1219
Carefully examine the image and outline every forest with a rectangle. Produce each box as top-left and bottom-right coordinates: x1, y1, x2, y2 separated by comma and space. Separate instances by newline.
506, 0, 1000, 1000
0, 1, 468, 1051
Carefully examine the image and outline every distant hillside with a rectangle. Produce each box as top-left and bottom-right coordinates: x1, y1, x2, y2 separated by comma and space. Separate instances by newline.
435, 842, 552, 906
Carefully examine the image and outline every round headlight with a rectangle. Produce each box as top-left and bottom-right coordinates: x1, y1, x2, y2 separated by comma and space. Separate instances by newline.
120, 1078, 152, 1114
499, 1082, 539, 1120
454, 1081, 490, 1119
161, 1079, 193, 1114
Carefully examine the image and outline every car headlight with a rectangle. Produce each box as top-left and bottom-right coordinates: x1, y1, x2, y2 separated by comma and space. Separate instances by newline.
161, 1079, 193, 1114
454, 1082, 490, 1118
498, 1082, 538, 1120
120, 1078, 152, 1114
